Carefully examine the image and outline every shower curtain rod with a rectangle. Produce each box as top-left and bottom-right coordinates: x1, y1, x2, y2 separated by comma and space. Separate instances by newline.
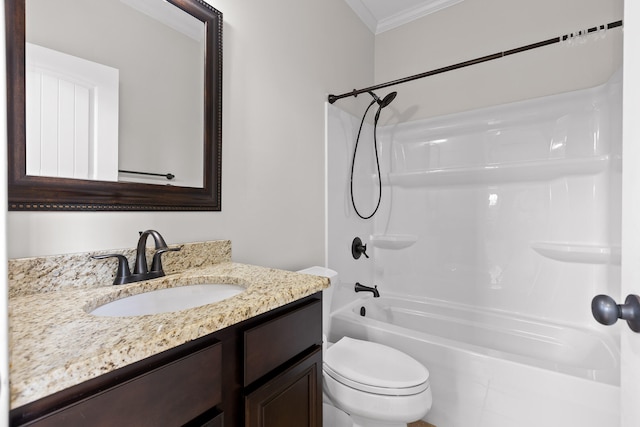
327, 20, 623, 104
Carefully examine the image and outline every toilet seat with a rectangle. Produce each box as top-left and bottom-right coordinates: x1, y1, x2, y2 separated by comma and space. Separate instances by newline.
324, 337, 430, 396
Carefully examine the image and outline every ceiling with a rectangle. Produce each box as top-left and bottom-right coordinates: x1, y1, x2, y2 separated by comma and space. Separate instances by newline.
343, 0, 463, 34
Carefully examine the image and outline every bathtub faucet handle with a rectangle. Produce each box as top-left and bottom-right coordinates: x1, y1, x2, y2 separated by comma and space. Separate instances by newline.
352, 237, 369, 259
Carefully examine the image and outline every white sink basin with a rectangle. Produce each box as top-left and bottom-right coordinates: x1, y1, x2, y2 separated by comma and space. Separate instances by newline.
90, 284, 245, 317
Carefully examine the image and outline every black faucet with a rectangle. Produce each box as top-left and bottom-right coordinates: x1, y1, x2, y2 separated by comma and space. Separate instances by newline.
91, 230, 182, 285
133, 230, 175, 279
354, 282, 380, 297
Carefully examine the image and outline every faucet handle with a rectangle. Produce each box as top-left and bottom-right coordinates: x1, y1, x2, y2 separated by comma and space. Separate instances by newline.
150, 246, 183, 273
351, 237, 369, 259
91, 254, 132, 285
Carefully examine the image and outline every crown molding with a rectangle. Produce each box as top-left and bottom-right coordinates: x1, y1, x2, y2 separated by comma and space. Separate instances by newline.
343, 0, 378, 34
377, 0, 463, 33
344, 0, 464, 35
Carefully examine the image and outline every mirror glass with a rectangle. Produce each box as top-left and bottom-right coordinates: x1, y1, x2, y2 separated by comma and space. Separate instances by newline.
6, 0, 222, 210
26, 0, 205, 187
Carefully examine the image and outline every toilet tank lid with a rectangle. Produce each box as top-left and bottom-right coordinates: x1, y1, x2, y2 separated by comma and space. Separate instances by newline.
297, 266, 338, 280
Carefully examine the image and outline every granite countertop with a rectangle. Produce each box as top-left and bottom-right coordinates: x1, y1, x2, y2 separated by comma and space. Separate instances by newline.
8, 241, 329, 409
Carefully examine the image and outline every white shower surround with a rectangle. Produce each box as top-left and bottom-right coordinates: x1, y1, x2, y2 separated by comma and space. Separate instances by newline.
372, 70, 622, 326
326, 69, 622, 425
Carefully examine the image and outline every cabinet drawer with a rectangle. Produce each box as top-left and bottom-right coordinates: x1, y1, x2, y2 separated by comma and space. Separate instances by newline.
24, 341, 223, 427
244, 298, 322, 386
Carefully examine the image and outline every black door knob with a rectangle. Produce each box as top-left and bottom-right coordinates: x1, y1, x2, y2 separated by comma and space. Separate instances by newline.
592, 294, 640, 332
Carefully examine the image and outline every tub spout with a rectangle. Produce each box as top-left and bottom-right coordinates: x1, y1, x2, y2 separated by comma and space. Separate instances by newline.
355, 282, 380, 297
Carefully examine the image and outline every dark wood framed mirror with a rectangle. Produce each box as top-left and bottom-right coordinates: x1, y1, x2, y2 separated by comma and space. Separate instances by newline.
5, 0, 222, 211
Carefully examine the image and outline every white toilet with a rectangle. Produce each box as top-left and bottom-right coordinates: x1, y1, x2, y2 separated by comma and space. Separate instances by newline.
298, 267, 432, 427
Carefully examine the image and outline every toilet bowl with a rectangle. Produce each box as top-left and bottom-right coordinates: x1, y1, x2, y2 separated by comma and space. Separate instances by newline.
324, 336, 432, 427
297, 267, 432, 427
324, 402, 353, 427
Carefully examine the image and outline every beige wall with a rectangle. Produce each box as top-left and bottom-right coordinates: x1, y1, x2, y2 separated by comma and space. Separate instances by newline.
7, 0, 374, 270
374, 0, 624, 123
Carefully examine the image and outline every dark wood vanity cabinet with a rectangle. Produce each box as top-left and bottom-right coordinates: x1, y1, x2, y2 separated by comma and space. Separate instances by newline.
10, 293, 322, 427
244, 295, 323, 427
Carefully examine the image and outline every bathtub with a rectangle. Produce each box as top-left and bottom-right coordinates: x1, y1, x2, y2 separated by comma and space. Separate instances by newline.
330, 295, 620, 427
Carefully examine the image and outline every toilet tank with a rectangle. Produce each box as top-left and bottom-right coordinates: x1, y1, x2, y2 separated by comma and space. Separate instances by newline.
297, 266, 338, 334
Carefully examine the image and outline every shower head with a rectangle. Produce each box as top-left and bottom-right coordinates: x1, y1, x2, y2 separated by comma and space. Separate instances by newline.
380, 91, 397, 108
368, 91, 397, 108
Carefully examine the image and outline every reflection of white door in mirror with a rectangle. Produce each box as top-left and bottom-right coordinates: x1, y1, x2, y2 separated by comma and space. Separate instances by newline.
25, 43, 119, 181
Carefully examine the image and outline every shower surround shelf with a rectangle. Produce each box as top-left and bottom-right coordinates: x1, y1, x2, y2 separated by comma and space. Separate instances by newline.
531, 242, 621, 264
370, 234, 418, 249
385, 155, 610, 187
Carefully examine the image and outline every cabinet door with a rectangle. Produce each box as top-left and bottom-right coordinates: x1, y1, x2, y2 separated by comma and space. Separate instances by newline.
245, 347, 322, 427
